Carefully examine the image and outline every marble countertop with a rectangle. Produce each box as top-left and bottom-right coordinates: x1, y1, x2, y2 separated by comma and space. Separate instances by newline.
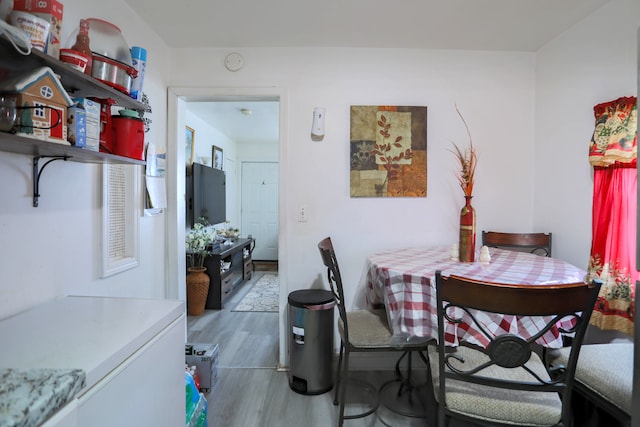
0, 368, 85, 427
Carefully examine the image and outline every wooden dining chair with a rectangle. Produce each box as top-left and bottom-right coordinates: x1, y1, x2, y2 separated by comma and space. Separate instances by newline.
429, 270, 601, 427
482, 231, 552, 257
317, 237, 429, 426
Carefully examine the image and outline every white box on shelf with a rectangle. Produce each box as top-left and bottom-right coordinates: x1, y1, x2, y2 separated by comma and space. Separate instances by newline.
72, 98, 99, 151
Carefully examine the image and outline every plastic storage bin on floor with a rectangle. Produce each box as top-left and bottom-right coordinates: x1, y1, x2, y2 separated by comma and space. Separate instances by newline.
288, 289, 335, 395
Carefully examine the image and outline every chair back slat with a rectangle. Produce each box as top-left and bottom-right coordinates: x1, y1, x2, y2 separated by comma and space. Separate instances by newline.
482, 231, 552, 257
441, 275, 597, 316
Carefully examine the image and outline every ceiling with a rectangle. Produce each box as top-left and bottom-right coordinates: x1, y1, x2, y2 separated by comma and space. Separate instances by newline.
124, 0, 609, 51
186, 101, 280, 145
187, 101, 279, 146
131, 0, 610, 144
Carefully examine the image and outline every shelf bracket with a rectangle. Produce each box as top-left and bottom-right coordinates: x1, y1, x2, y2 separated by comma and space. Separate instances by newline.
33, 155, 71, 207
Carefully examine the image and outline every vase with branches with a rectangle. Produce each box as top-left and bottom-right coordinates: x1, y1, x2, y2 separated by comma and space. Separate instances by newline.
449, 105, 478, 262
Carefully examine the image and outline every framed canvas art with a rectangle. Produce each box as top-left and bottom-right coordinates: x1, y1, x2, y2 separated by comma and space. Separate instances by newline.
213, 145, 223, 170
350, 105, 427, 197
185, 126, 195, 167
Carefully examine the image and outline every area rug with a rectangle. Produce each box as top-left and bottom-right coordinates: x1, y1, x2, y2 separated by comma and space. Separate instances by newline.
232, 273, 279, 312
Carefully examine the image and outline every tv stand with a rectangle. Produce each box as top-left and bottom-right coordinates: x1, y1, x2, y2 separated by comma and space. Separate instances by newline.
201, 238, 255, 309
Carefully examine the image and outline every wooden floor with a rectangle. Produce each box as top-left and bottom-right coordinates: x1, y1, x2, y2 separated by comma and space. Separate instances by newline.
188, 265, 623, 426
187, 269, 472, 426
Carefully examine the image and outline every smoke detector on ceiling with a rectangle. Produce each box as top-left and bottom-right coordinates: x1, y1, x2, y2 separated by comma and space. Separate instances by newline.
225, 52, 244, 71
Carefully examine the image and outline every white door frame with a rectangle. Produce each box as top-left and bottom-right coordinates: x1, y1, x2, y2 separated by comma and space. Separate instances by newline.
166, 86, 289, 369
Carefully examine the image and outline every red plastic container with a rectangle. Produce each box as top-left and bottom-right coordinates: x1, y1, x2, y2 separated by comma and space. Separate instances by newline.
111, 115, 144, 160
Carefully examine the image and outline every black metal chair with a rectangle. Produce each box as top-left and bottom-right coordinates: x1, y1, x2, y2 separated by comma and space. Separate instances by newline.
317, 237, 429, 426
429, 270, 601, 427
482, 231, 552, 257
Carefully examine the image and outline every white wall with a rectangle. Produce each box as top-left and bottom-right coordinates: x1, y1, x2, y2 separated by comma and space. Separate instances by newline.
0, 0, 170, 319
237, 142, 279, 163
169, 48, 537, 310
535, 0, 640, 269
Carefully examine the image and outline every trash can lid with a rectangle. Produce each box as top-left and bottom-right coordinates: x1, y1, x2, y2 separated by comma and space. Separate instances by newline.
288, 289, 334, 308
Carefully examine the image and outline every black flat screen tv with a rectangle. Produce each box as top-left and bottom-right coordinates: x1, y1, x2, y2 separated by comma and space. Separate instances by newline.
187, 163, 226, 228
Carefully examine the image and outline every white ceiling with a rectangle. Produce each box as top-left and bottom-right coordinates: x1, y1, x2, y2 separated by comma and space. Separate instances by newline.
187, 101, 279, 145
134, 0, 610, 144
124, 0, 609, 51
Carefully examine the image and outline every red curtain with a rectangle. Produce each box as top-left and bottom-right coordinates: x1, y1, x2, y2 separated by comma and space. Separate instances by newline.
587, 96, 638, 335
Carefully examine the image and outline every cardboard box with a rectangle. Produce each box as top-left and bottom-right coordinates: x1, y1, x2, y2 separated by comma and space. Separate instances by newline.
72, 98, 100, 151
67, 103, 86, 147
185, 343, 219, 393
13, 0, 63, 59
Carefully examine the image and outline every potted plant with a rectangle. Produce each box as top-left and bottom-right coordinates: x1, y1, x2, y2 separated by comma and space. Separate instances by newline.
185, 217, 213, 315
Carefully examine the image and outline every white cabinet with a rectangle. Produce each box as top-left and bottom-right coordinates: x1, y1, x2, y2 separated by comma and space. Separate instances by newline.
76, 315, 185, 426
0, 296, 186, 427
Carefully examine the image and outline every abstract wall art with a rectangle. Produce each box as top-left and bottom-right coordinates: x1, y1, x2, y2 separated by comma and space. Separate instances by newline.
350, 105, 427, 197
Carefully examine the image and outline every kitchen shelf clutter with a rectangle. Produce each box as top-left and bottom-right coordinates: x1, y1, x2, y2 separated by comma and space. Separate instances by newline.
0, 35, 144, 109
0, 35, 146, 206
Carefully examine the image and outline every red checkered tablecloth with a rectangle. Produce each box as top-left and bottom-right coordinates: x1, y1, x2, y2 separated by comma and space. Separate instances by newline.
356, 246, 587, 348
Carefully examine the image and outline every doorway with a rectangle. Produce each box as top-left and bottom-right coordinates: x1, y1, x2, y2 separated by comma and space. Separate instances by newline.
185, 100, 279, 261
167, 87, 289, 368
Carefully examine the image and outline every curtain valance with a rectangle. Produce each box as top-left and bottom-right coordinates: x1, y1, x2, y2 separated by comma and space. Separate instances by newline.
588, 96, 637, 168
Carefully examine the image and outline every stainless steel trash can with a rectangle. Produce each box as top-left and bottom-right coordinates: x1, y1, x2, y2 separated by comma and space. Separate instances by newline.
288, 289, 335, 395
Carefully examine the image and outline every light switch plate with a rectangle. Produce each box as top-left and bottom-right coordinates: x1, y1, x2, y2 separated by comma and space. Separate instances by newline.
298, 205, 308, 222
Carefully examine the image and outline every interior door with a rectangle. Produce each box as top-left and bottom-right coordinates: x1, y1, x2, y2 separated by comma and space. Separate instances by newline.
241, 162, 278, 260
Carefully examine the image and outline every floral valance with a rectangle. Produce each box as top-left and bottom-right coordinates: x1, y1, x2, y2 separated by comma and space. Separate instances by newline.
588, 96, 637, 168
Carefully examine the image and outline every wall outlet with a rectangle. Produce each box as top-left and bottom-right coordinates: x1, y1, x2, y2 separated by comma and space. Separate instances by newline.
298, 205, 308, 222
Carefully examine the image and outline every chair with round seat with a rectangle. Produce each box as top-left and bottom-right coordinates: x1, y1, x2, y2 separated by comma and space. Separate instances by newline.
317, 237, 429, 426
547, 342, 632, 426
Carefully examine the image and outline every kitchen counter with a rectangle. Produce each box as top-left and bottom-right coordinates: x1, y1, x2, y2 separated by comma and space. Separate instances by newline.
0, 369, 85, 427
0, 296, 185, 427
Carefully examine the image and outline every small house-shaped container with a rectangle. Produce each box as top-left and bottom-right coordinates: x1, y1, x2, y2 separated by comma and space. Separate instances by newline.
0, 66, 72, 144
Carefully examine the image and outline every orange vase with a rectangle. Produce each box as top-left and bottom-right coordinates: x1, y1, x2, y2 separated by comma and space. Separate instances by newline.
186, 267, 210, 315
459, 196, 476, 262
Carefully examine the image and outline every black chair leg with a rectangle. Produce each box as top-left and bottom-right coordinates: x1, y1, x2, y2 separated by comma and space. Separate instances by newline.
334, 344, 379, 426
338, 347, 349, 427
334, 342, 344, 406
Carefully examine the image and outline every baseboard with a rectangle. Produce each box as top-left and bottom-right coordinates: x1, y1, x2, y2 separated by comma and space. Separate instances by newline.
253, 260, 278, 272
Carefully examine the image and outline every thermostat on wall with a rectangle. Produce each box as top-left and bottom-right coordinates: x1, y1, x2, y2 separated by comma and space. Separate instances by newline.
225, 53, 244, 71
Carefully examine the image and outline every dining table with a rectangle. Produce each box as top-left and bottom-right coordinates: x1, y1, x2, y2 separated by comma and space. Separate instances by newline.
355, 245, 588, 349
